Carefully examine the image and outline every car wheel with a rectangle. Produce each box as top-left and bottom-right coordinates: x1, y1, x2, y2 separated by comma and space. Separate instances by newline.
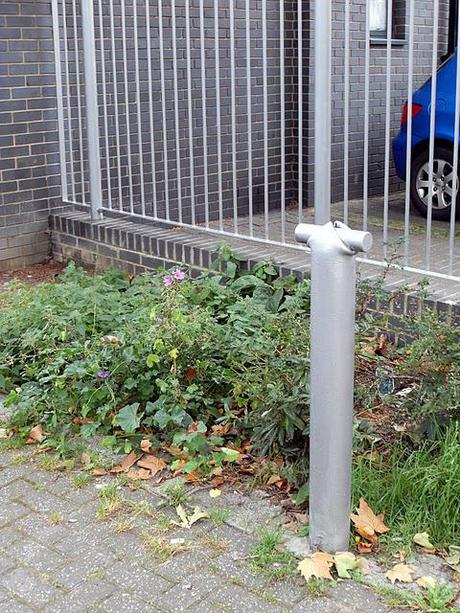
410, 146, 459, 221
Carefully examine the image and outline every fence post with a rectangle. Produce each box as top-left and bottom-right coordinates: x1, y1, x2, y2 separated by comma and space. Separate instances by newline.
295, 221, 372, 552
314, 0, 331, 224
81, 0, 103, 220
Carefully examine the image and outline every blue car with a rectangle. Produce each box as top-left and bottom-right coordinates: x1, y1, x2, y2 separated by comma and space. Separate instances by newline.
393, 50, 459, 221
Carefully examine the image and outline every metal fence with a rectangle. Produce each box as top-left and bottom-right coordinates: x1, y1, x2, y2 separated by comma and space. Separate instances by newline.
52, 0, 460, 285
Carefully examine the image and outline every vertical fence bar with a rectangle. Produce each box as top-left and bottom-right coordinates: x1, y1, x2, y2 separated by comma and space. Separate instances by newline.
363, 0, 370, 231
51, 0, 68, 202
98, 0, 112, 210
145, 0, 158, 219
109, 0, 123, 210
72, 0, 86, 204
246, 0, 254, 237
426, 0, 440, 269
81, 0, 102, 218
121, 0, 134, 213
383, 0, 393, 258
171, 0, 183, 223
280, 0, 286, 243
214, 0, 224, 231
343, 0, 350, 225
185, 0, 196, 226
298, 0, 303, 222
199, 0, 209, 229
158, 0, 170, 220
133, 0, 146, 217
230, 0, 238, 233
448, 3, 460, 275
62, 0, 75, 201
404, 0, 415, 265
314, 0, 331, 224
262, 0, 269, 239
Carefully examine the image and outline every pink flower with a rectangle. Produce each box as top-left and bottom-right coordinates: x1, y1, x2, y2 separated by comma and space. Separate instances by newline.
163, 275, 174, 287
173, 269, 186, 281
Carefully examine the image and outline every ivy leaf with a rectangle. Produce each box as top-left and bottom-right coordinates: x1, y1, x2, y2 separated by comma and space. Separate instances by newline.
115, 403, 142, 434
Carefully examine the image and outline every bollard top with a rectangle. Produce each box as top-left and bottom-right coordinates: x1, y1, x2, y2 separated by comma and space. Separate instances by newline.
295, 221, 373, 255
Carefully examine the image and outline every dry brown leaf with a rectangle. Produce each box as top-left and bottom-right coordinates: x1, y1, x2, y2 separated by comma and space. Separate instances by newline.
211, 424, 231, 436
210, 476, 225, 487
100, 335, 120, 344
350, 498, 389, 542
184, 470, 201, 483
80, 452, 91, 466
127, 468, 151, 480
110, 451, 140, 474
385, 563, 415, 585
0, 428, 8, 439
298, 552, 334, 582
26, 424, 45, 444
416, 576, 437, 590
137, 455, 167, 476
356, 540, 373, 554
140, 439, 152, 454
92, 468, 107, 476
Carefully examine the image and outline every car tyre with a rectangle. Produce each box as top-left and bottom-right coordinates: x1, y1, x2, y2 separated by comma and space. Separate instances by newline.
410, 145, 459, 222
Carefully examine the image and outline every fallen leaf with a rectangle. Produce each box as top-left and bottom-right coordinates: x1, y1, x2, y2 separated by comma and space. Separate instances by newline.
350, 498, 389, 543
298, 552, 334, 582
92, 468, 107, 476
137, 455, 167, 477
110, 451, 140, 473
417, 576, 437, 590
185, 368, 197, 383
413, 532, 435, 550
385, 563, 415, 584
184, 470, 201, 483
211, 424, 231, 436
100, 335, 120, 344
444, 546, 460, 572
334, 552, 361, 579
127, 468, 151, 480
27, 425, 45, 444
80, 452, 91, 466
0, 428, 8, 439
357, 540, 373, 554
209, 489, 222, 498
173, 505, 209, 529
210, 476, 225, 487
140, 439, 152, 454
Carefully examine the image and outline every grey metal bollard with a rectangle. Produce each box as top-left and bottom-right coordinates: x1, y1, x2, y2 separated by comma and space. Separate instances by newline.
295, 221, 373, 552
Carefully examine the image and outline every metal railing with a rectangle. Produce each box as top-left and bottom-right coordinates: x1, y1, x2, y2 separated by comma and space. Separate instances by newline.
52, 0, 460, 286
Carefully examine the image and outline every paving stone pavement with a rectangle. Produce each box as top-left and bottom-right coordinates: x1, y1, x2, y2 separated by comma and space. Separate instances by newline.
0, 447, 420, 612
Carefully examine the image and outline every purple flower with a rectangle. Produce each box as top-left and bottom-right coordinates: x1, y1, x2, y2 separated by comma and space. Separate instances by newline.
173, 269, 186, 281
163, 275, 174, 287
96, 370, 110, 380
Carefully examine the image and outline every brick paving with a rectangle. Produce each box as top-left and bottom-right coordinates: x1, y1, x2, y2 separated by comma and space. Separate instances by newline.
0, 446, 414, 613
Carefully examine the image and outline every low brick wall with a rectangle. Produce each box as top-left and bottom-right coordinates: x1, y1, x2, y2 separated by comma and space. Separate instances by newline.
50, 207, 460, 326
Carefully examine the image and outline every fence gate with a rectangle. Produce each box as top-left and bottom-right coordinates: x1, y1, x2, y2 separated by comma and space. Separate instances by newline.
52, 0, 460, 290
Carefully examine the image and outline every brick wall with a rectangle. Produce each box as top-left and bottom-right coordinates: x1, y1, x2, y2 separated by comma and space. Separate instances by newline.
305, 0, 451, 204
0, 0, 60, 271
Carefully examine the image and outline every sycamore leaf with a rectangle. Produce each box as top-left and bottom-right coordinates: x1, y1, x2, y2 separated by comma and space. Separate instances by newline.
127, 468, 151, 480
92, 468, 108, 476
444, 546, 460, 572
110, 451, 141, 473
298, 552, 334, 582
385, 563, 415, 584
350, 498, 389, 542
417, 576, 437, 590
140, 439, 152, 454
209, 489, 222, 498
413, 532, 435, 550
220, 447, 240, 462
173, 505, 209, 529
137, 455, 167, 476
27, 424, 45, 444
334, 552, 361, 579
